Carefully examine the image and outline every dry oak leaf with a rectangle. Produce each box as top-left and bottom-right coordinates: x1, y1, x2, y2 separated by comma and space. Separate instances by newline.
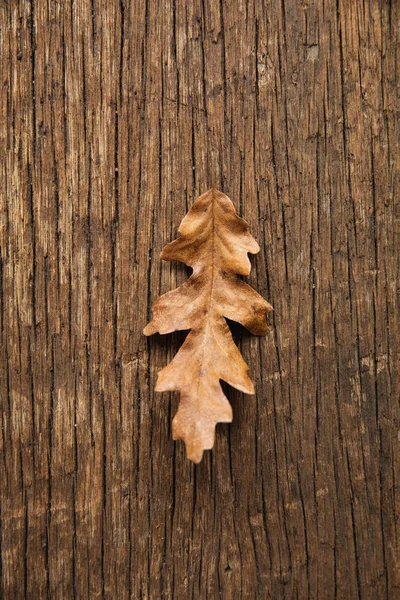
144, 189, 272, 463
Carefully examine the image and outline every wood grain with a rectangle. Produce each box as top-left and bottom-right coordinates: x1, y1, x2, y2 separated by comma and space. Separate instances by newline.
0, 1, 399, 598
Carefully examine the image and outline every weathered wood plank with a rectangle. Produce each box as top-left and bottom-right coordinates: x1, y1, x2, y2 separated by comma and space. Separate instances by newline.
1, 0, 399, 598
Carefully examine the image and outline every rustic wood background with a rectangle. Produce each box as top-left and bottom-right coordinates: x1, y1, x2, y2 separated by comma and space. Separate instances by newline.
1, 0, 399, 598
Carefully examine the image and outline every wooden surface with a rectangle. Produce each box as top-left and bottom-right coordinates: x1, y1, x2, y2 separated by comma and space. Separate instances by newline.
1, 1, 399, 598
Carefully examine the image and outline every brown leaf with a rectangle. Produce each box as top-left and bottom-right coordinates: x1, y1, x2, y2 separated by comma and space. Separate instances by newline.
144, 189, 272, 463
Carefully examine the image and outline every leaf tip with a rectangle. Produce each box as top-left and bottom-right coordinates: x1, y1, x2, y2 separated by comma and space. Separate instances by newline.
248, 240, 260, 255
186, 446, 205, 464
143, 323, 155, 336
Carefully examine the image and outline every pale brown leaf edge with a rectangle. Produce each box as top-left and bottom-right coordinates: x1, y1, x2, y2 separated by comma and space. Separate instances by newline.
144, 189, 272, 463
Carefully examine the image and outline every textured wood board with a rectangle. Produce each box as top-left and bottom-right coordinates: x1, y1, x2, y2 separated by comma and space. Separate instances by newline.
0, 0, 399, 598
